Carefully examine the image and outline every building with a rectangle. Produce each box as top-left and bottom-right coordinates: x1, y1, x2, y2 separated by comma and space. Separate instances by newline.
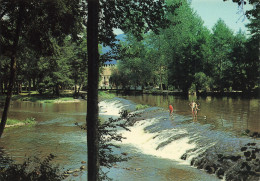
99, 64, 116, 88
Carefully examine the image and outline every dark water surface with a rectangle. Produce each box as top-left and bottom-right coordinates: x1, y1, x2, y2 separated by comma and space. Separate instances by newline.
0, 95, 259, 180
118, 94, 260, 133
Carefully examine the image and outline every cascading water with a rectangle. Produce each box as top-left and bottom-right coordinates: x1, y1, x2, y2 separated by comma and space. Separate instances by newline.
103, 98, 260, 181
0, 96, 258, 181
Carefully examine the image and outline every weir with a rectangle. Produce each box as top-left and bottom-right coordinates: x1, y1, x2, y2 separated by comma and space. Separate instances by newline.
101, 98, 260, 180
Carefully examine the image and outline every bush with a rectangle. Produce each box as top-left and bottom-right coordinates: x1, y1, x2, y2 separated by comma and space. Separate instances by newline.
75, 110, 139, 180
136, 104, 149, 110
194, 72, 213, 92
0, 154, 66, 181
6, 117, 36, 126
98, 91, 115, 100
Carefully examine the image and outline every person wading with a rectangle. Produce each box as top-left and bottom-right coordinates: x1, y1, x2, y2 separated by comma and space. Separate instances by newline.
169, 104, 174, 119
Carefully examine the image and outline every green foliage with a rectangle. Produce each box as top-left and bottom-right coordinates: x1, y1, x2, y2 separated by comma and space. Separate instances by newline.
136, 104, 150, 110
112, 0, 259, 94
6, 119, 22, 126
114, 34, 155, 89
6, 117, 36, 126
16, 94, 75, 103
194, 72, 213, 92
75, 110, 139, 180
98, 91, 115, 100
0, 154, 66, 181
0, 0, 82, 56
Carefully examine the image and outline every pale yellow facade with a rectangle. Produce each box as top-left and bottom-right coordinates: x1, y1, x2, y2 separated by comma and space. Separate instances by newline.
99, 64, 115, 88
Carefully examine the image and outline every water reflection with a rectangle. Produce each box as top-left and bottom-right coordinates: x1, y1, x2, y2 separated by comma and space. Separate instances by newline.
118, 94, 260, 133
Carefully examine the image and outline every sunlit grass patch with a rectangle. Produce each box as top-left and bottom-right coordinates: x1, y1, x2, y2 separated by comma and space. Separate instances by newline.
99, 91, 115, 100
6, 117, 36, 127
136, 104, 150, 110
58, 97, 74, 101
20, 96, 75, 103
6, 119, 21, 125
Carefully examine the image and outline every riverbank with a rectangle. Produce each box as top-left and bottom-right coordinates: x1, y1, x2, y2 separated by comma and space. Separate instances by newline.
102, 89, 260, 97
6, 117, 36, 128
0, 90, 115, 104
1, 92, 259, 180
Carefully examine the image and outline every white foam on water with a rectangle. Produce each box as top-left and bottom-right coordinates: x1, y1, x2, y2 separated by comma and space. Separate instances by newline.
188, 141, 217, 162
99, 100, 198, 163
119, 118, 197, 162
99, 100, 124, 118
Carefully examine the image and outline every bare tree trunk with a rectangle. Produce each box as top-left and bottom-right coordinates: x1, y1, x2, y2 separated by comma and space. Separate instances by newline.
0, 3, 24, 138
87, 0, 100, 180
0, 80, 3, 94
28, 79, 31, 95
160, 65, 163, 90
0, 56, 17, 137
4, 79, 8, 94
33, 78, 36, 91
55, 84, 60, 96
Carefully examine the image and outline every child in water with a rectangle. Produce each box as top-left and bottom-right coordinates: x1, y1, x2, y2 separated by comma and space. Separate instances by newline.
169, 104, 174, 118
189, 100, 200, 118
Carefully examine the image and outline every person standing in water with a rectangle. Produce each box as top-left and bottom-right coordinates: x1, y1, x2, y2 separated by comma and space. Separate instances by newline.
189, 100, 199, 118
169, 104, 174, 118
193, 103, 200, 119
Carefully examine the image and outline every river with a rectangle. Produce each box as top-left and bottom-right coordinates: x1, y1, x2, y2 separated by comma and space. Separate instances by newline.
0, 94, 259, 180
117, 94, 260, 134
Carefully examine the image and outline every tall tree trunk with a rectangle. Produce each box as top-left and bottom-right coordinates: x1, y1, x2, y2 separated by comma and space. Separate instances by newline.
160, 65, 163, 91
4, 79, 8, 94
0, 80, 3, 94
0, 56, 17, 138
55, 84, 60, 96
28, 79, 31, 95
0, 3, 24, 138
74, 84, 77, 95
33, 78, 36, 91
87, 0, 100, 180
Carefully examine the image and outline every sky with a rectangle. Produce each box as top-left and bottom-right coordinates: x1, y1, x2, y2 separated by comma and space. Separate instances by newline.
113, 0, 253, 35
190, 0, 252, 34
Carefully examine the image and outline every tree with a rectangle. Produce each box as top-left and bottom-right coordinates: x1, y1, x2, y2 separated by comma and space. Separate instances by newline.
229, 31, 248, 91
115, 34, 155, 90
164, 0, 208, 94
0, 0, 82, 137
86, 0, 179, 179
68, 35, 88, 96
211, 19, 235, 91
146, 33, 169, 90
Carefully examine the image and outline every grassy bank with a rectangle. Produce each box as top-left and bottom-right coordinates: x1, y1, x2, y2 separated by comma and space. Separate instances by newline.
0, 91, 79, 104
98, 91, 115, 101
6, 117, 36, 128
0, 90, 115, 105
136, 104, 149, 110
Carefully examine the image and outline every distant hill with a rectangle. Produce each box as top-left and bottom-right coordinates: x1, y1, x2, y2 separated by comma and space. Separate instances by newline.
103, 34, 125, 65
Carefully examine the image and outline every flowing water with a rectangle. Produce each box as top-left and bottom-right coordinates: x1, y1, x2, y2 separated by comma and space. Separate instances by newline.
0, 95, 259, 181
118, 94, 260, 134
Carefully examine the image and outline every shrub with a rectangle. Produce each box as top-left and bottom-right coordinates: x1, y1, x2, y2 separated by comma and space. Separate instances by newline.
0, 154, 66, 181
75, 110, 139, 180
136, 104, 149, 110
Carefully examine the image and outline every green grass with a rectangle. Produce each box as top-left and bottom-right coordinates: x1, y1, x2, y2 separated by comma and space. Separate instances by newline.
16, 96, 75, 103
6, 119, 21, 125
40, 97, 75, 103
6, 117, 36, 126
58, 97, 74, 101
136, 104, 150, 110
99, 91, 115, 100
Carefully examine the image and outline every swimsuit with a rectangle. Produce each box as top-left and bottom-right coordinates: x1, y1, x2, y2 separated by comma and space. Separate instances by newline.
169, 105, 173, 113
